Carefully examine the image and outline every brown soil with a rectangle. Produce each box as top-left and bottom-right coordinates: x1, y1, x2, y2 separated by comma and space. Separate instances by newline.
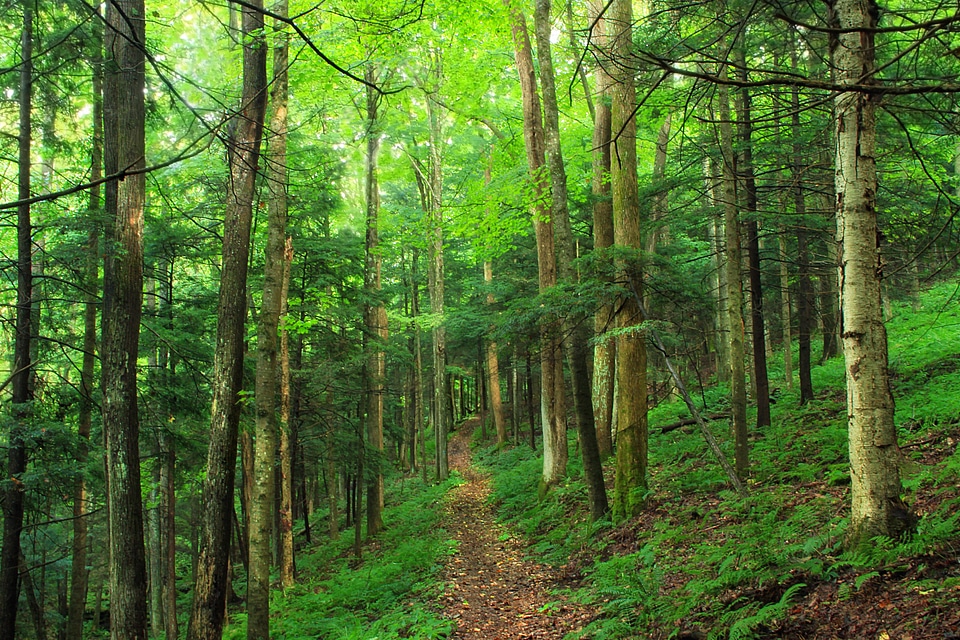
440, 421, 595, 639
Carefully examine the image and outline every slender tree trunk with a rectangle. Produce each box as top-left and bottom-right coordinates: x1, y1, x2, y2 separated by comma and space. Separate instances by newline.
733, 48, 770, 428
101, 0, 149, 635
364, 65, 387, 533
778, 232, 793, 388
589, 0, 614, 460
66, 14, 102, 638
534, 0, 607, 515
718, 70, 749, 479
609, 0, 648, 518
279, 239, 295, 586
483, 262, 508, 445
247, 3, 289, 631
188, 1, 267, 636
1, 8, 34, 637
791, 45, 815, 404
833, 0, 914, 548
509, 5, 567, 488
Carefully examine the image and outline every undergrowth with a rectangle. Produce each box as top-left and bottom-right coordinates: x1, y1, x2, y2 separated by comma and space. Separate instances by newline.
223, 474, 460, 640
476, 282, 960, 639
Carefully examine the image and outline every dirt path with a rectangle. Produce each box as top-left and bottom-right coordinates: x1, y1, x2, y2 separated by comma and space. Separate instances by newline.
440, 422, 594, 639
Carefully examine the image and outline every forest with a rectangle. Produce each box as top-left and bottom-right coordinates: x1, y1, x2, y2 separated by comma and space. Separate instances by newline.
0, 0, 959, 637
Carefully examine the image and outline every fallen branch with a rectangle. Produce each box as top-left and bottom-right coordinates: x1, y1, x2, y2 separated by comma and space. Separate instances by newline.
659, 412, 729, 434
628, 283, 748, 497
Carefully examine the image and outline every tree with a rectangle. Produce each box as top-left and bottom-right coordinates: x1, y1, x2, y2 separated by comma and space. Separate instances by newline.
0, 6, 34, 637
364, 64, 386, 534
101, 0, 150, 635
67, 16, 103, 638
609, 0, 648, 518
248, 0, 291, 631
508, 4, 567, 488
832, 0, 914, 548
717, 67, 749, 479
589, 0, 615, 460
533, 0, 608, 518
188, 0, 268, 636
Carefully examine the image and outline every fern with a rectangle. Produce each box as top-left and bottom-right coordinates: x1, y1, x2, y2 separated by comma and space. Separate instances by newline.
728, 583, 806, 640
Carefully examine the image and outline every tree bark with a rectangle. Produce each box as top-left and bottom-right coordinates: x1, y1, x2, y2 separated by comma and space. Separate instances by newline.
279, 239, 295, 586
67, 18, 102, 637
790, 44, 815, 404
101, 0, 149, 634
534, 0, 607, 517
609, 0, 648, 519
718, 69, 749, 479
483, 261, 508, 445
509, 5, 567, 488
187, 0, 267, 636
1, 8, 34, 637
734, 48, 770, 429
833, 0, 914, 548
248, 1, 290, 631
364, 64, 387, 534
589, 0, 614, 460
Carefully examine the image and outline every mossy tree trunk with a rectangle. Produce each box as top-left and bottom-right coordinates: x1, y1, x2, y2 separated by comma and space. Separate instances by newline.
609, 0, 648, 519
188, 0, 267, 636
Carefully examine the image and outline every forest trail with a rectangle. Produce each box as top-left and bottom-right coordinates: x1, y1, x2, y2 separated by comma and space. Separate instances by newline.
440, 420, 595, 639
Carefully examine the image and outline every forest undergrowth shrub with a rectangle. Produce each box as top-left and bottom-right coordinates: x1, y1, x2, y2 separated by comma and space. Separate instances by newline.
223, 475, 459, 640
481, 284, 959, 638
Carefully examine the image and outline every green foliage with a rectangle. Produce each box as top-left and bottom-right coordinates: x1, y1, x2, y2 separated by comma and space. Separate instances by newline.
224, 475, 459, 640
478, 284, 960, 638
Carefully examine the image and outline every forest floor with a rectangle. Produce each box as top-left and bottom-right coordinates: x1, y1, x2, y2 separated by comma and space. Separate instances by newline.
439, 419, 596, 639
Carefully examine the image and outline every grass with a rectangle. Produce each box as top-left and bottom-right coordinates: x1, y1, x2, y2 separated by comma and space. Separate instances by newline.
475, 281, 960, 638
223, 473, 460, 640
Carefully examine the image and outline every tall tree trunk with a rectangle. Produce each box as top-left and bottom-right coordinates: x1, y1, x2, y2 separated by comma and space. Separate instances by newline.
534, 0, 607, 516
718, 70, 749, 479
278, 239, 295, 586
589, 0, 614, 460
509, 5, 567, 488
66, 12, 102, 638
791, 44, 815, 404
247, 2, 289, 632
704, 156, 730, 384
412, 249, 427, 483
188, 0, 267, 636
609, 0, 648, 519
416, 89, 451, 481
734, 48, 770, 429
102, 0, 149, 635
833, 0, 914, 548
0, 7, 34, 637
778, 232, 793, 389
364, 65, 387, 534
483, 261, 508, 445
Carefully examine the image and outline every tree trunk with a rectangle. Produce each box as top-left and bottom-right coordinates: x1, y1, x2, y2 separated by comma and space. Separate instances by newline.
1, 9, 34, 637
364, 65, 387, 534
609, 0, 648, 519
778, 231, 793, 389
790, 45, 815, 404
734, 48, 770, 429
589, 0, 614, 460
833, 0, 914, 548
279, 239, 295, 586
248, 3, 290, 631
101, 0, 149, 635
483, 259, 508, 445
187, 0, 267, 636
66, 13, 102, 638
534, 0, 606, 516
509, 5, 567, 488
718, 70, 749, 479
